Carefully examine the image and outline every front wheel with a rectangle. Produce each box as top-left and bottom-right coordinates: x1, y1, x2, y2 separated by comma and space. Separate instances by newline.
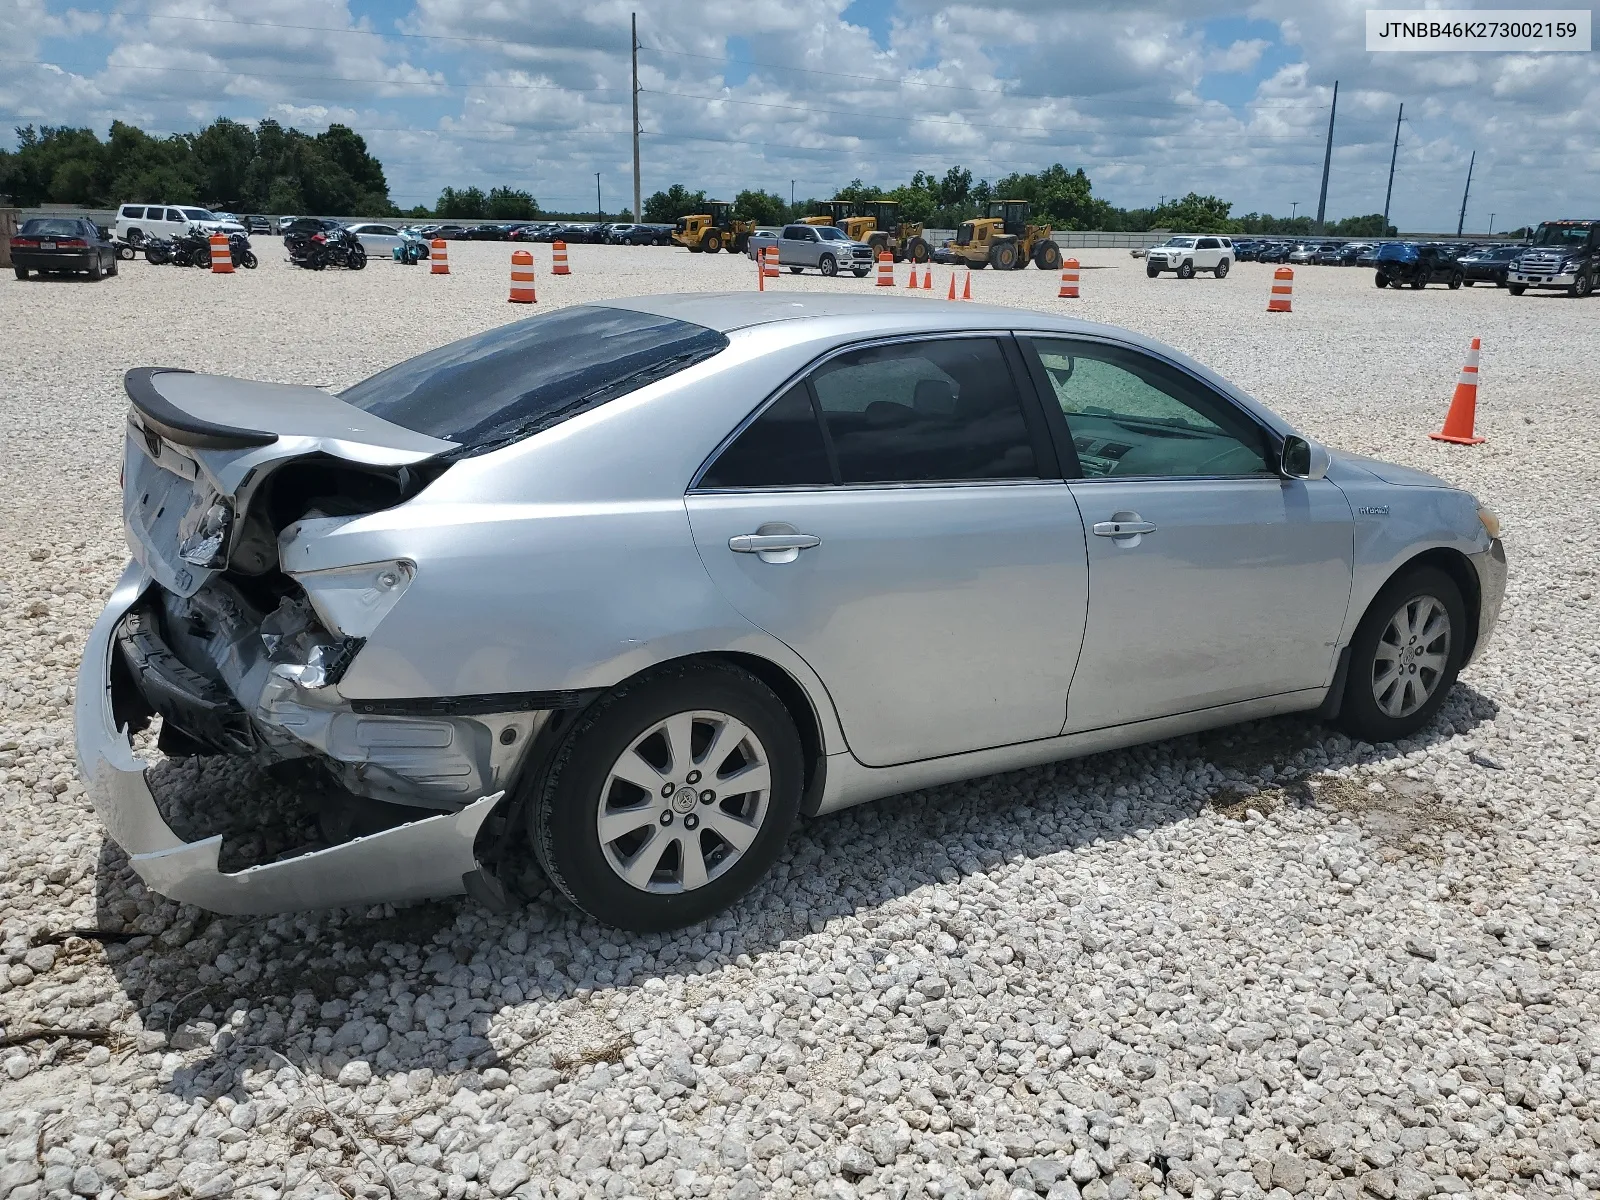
1336, 566, 1466, 744
1034, 240, 1062, 271
990, 241, 1019, 270
347, 245, 367, 270
1410, 276, 1425, 289
818, 254, 837, 277
1507, 283, 1526, 295
906, 238, 930, 263
788, 265, 802, 274
852, 267, 870, 278
1176, 259, 1195, 279
1214, 258, 1230, 278
1147, 265, 1161, 278
703, 231, 723, 254
527, 663, 803, 931
1448, 271, 1463, 290
1571, 272, 1593, 298
241, 250, 258, 269
732, 233, 749, 255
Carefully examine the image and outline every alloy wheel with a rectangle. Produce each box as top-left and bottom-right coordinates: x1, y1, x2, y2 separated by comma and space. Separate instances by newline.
1371, 595, 1451, 718
596, 709, 771, 894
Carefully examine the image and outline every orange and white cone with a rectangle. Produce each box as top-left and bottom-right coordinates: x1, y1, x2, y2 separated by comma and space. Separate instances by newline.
906, 263, 918, 288
875, 251, 894, 286
209, 233, 233, 274
552, 240, 570, 275
1430, 337, 1486, 445
1267, 266, 1293, 312
757, 245, 779, 290
509, 249, 536, 303
430, 238, 449, 274
1058, 258, 1079, 298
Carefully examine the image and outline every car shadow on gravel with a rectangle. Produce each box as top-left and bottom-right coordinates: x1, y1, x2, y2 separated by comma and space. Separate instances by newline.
80, 682, 1499, 1101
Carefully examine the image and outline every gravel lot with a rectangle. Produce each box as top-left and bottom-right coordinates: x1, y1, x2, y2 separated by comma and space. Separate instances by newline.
1, 243, 1597, 1200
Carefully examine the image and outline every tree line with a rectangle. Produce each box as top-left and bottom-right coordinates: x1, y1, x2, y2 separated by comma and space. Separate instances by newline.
646, 167, 1395, 238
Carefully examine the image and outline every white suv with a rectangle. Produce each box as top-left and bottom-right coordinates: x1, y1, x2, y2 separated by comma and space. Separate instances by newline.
114, 204, 246, 245
1146, 235, 1233, 278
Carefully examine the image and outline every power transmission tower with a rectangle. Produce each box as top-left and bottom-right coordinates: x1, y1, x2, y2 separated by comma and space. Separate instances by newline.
1315, 80, 1338, 232
1382, 103, 1402, 232
1457, 151, 1474, 237
631, 13, 641, 223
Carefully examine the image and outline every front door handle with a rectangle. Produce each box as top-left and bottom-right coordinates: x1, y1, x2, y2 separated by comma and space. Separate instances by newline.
1092, 519, 1157, 537
729, 533, 821, 553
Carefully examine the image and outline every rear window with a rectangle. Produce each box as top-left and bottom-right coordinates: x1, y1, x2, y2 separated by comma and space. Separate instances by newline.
20, 219, 87, 238
121, 206, 144, 219
341, 305, 728, 457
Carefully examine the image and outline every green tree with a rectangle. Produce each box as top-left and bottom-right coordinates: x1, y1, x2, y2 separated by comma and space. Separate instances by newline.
1330, 213, 1394, 237
833, 178, 884, 203
189, 118, 256, 207
436, 186, 487, 219
1148, 192, 1234, 233
734, 188, 786, 225
485, 186, 539, 219
642, 183, 707, 223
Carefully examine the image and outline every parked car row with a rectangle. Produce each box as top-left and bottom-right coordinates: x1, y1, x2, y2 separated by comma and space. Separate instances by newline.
405, 221, 674, 245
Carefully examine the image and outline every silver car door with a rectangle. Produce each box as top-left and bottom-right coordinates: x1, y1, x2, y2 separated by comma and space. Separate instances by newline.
1021, 336, 1354, 731
686, 335, 1089, 769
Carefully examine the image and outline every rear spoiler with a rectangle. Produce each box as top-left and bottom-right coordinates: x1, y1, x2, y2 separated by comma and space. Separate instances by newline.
125, 367, 278, 450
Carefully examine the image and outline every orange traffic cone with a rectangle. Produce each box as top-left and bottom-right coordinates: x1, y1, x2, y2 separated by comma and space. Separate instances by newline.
947, 274, 957, 301
1268, 266, 1293, 312
961, 273, 972, 301
875, 251, 894, 287
552, 241, 570, 275
1430, 337, 1486, 444
905, 264, 918, 288
209, 233, 233, 274
922, 266, 932, 290
509, 249, 536, 303
430, 238, 449, 274
1058, 258, 1079, 298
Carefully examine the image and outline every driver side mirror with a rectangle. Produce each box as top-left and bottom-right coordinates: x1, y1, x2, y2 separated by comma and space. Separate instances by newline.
1280, 435, 1329, 480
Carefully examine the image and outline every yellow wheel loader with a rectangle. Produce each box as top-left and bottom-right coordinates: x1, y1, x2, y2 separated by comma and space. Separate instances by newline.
804, 200, 931, 263
671, 201, 756, 254
947, 200, 1062, 270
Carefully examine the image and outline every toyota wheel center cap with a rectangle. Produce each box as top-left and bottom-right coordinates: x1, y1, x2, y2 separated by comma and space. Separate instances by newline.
672, 787, 697, 813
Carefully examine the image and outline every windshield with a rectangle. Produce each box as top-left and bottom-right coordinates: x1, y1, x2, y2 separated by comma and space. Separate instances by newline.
182, 208, 218, 222
817, 226, 849, 241
1531, 223, 1594, 248
341, 306, 729, 457
1164, 237, 1196, 247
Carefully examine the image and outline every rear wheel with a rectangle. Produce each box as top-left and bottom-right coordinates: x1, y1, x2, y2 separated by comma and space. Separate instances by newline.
1410, 276, 1425, 289
788, 266, 802, 274
1034, 240, 1062, 271
241, 250, 258, 269
906, 238, 930, 263
732, 233, 749, 255
1462, 279, 1474, 287
347, 244, 367, 270
528, 663, 803, 932
1214, 257, 1230, 278
990, 241, 1019, 270
703, 231, 723, 254
13, 266, 26, 280
1337, 566, 1465, 744
88, 259, 102, 281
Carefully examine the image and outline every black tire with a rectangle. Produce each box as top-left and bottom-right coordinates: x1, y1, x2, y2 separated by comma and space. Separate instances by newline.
1462, 279, 1474, 287
117, 244, 136, 260
906, 238, 930, 263
88, 259, 103, 281
1214, 257, 1230, 278
686, 241, 703, 254
107, 255, 118, 277
990, 241, 1019, 270
1410, 276, 1425, 289
1176, 259, 1196, 279
13, 266, 26, 280
1507, 283, 1526, 295
732, 233, 749, 255
1146, 265, 1161, 278
1448, 271, 1463, 290
1337, 566, 1466, 745
1034, 241, 1062, 270
347, 245, 367, 270
818, 254, 837, 277
852, 267, 870, 278
1571, 272, 1593, 298
126, 228, 144, 246
241, 250, 258, 269
788, 266, 802, 274
528, 662, 803, 931
703, 231, 723, 254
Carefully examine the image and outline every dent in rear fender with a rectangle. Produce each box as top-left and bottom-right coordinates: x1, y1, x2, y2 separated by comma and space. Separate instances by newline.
322, 499, 849, 756
1336, 482, 1492, 645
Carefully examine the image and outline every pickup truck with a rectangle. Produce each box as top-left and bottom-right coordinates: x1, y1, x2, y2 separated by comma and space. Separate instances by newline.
746, 224, 875, 277
1506, 219, 1598, 297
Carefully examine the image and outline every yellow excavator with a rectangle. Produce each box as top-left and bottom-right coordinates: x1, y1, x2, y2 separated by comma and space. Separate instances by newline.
946, 200, 1062, 270
804, 200, 931, 263
672, 201, 755, 254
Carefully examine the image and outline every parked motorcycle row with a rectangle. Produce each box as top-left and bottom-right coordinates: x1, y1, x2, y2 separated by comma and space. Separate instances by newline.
140, 229, 258, 270
282, 219, 368, 271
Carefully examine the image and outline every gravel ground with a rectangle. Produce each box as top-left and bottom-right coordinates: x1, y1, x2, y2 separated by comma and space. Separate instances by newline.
1, 243, 1597, 1200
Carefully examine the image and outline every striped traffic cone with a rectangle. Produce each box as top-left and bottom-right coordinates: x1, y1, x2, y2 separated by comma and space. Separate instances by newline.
209, 233, 233, 274
875, 251, 894, 286
552, 241, 570, 275
509, 249, 536, 303
906, 264, 918, 288
430, 239, 449, 274
1429, 337, 1486, 444
1268, 266, 1293, 312
1058, 258, 1079, 298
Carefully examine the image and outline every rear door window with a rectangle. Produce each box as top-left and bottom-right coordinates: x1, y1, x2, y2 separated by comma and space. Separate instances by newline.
121, 206, 144, 219
166, 209, 186, 223
808, 338, 1041, 484
698, 385, 832, 489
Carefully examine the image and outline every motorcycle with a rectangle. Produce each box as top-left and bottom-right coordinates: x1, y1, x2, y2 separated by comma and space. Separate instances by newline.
288, 224, 367, 271
142, 236, 174, 265
229, 231, 258, 269
171, 226, 215, 267
393, 228, 429, 265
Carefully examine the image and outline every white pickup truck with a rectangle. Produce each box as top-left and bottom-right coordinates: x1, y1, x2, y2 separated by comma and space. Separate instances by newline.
1145, 235, 1233, 278
746, 224, 876, 277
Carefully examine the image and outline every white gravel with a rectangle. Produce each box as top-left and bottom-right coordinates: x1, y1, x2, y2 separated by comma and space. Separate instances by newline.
1, 242, 1597, 1200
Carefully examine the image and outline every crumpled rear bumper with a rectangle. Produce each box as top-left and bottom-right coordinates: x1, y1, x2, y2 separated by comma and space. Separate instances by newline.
75, 562, 504, 916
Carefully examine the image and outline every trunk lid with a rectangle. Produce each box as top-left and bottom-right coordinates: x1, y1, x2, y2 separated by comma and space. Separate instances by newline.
122, 368, 456, 597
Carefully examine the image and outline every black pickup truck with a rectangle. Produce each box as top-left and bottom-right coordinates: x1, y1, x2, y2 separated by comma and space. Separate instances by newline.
1507, 219, 1599, 297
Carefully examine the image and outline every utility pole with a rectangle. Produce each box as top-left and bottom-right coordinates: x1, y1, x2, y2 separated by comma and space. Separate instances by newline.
791, 180, 795, 212
1456, 151, 1474, 236
631, 13, 641, 223
1291, 200, 1300, 219
1489, 211, 1496, 234
1315, 80, 1338, 232
596, 172, 602, 221
1382, 102, 1402, 232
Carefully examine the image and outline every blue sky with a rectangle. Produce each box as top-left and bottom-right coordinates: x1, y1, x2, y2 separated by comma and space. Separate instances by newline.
4, 0, 1596, 230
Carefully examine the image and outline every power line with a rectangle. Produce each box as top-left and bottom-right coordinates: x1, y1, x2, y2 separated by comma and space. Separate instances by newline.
0, 57, 624, 94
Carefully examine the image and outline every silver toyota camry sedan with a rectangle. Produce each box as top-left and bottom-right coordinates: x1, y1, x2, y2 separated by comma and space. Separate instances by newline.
77, 293, 1506, 931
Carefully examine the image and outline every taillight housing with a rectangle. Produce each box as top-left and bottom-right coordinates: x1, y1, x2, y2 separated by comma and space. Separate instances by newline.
55, 238, 87, 248
10, 236, 38, 248
311, 233, 327, 243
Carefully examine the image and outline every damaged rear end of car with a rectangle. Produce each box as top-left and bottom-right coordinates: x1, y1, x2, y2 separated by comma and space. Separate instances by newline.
79, 367, 523, 915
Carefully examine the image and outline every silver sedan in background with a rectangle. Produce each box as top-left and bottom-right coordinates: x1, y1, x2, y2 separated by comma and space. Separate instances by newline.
78, 294, 1505, 930
344, 222, 406, 257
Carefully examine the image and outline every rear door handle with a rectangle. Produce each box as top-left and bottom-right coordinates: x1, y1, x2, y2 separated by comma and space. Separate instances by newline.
729, 533, 821, 553
1092, 520, 1157, 537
